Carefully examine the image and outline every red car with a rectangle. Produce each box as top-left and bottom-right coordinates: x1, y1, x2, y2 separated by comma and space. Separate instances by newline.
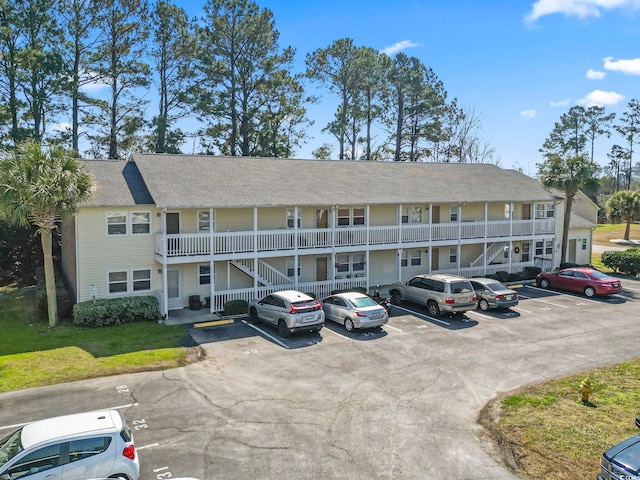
536, 267, 622, 297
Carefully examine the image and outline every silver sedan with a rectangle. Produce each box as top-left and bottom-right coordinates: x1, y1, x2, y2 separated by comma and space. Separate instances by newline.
322, 292, 389, 332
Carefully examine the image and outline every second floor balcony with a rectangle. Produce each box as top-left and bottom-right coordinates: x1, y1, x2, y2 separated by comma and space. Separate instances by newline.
154, 218, 556, 260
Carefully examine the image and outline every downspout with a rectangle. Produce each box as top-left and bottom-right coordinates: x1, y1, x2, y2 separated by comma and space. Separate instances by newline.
161, 208, 168, 318
74, 213, 80, 304
209, 208, 214, 313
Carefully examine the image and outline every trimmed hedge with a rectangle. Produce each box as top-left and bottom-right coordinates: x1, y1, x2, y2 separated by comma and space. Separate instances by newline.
601, 248, 640, 276
223, 299, 249, 315
73, 295, 161, 327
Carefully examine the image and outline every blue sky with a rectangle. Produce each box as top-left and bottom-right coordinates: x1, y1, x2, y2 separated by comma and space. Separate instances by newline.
179, 0, 640, 175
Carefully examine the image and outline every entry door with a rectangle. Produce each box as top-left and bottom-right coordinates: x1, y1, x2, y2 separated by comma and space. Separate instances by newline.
522, 203, 531, 220
431, 248, 439, 272
166, 212, 181, 255
316, 257, 328, 281
167, 268, 182, 310
431, 206, 440, 224
568, 239, 577, 263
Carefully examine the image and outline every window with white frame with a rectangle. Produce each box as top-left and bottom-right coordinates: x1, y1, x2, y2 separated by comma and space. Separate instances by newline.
449, 247, 457, 264
107, 213, 127, 235
132, 269, 151, 291
107, 212, 151, 236
522, 242, 530, 261
108, 268, 152, 294
338, 207, 365, 226
535, 240, 553, 256
198, 265, 211, 285
198, 211, 215, 232
449, 205, 458, 222
401, 249, 422, 267
131, 212, 151, 234
286, 209, 300, 228
535, 203, 554, 219
504, 204, 511, 220
286, 258, 300, 278
335, 253, 365, 276
402, 206, 423, 224
503, 245, 509, 259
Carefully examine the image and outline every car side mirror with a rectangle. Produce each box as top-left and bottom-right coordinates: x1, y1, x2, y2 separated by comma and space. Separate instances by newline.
635, 417, 640, 429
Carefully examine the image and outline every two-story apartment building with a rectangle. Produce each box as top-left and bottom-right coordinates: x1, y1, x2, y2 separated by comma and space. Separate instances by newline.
60, 154, 592, 318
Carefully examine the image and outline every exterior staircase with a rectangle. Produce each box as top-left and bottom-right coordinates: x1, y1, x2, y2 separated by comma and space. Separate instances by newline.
470, 242, 507, 268
230, 259, 291, 286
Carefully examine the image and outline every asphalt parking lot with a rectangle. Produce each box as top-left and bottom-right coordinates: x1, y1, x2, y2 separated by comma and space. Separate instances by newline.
1, 279, 639, 479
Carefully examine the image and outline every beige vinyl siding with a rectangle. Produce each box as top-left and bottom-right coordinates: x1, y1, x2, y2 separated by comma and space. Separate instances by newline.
461, 203, 484, 222
370, 205, 397, 226
217, 208, 254, 232
76, 207, 157, 302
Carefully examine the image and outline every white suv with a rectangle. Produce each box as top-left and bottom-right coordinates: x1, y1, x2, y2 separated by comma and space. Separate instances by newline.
0, 409, 140, 480
249, 290, 325, 337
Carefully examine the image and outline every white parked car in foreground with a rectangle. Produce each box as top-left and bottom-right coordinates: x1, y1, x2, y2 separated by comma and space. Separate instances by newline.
0, 409, 139, 480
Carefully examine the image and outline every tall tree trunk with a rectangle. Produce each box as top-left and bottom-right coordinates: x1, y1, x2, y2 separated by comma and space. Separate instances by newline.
40, 228, 58, 327
561, 194, 573, 265
625, 218, 631, 241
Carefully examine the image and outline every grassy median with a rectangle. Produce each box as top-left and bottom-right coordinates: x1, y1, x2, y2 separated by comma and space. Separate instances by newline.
479, 223, 640, 479
0, 284, 196, 392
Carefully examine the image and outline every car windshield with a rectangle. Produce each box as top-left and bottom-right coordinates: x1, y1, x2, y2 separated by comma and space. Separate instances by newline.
451, 281, 473, 294
350, 296, 378, 308
589, 270, 610, 280
0, 427, 23, 468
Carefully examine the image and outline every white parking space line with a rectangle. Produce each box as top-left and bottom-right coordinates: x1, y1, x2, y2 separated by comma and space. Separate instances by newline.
391, 304, 451, 326
535, 299, 569, 308
385, 324, 402, 332
137, 443, 160, 450
513, 306, 532, 314
241, 320, 290, 349
324, 327, 350, 340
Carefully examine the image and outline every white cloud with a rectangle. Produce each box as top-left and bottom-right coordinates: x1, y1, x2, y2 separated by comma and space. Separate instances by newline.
603, 56, 640, 75
380, 40, 420, 56
577, 89, 624, 106
52, 122, 71, 133
550, 99, 571, 107
525, 0, 640, 23
586, 69, 606, 79
520, 109, 537, 118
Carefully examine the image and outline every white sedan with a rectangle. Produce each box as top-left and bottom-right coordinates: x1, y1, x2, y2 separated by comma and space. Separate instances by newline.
322, 292, 388, 332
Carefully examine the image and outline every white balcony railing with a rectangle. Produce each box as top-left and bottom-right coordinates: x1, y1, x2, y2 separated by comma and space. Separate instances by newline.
155, 218, 556, 259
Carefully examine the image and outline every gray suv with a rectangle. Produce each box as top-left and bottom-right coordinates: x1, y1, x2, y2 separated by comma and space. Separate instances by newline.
389, 274, 477, 317
249, 290, 325, 338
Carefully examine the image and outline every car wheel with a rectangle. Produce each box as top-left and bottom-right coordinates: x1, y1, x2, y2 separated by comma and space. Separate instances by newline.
540, 278, 550, 289
344, 318, 354, 332
478, 299, 490, 311
249, 307, 259, 322
277, 319, 291, 338
390, 291, 401, 305
584, 286, 596, 298
427, 300, 440, 317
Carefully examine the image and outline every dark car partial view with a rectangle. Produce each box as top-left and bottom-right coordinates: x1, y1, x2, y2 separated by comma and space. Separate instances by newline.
470, 278, 519, 311
598, 418, 640, 480
536, 267, 622, 297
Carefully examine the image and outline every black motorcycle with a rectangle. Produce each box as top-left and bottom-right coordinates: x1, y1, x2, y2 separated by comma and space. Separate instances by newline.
370, 285, 392, 313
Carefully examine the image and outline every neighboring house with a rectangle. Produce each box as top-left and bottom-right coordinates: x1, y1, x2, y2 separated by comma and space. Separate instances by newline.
550, 189, 599, 265
62, 154, 568, 318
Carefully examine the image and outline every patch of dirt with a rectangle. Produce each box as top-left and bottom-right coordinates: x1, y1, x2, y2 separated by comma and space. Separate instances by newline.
184, 345, 206, 364
477, 392, 522, 476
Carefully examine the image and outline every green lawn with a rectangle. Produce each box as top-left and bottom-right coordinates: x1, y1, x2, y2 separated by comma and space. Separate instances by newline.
0, 285, 195, 392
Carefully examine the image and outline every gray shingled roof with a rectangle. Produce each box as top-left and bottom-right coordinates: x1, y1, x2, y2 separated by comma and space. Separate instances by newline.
83, 154, 556, 208
82, 159, 153, 206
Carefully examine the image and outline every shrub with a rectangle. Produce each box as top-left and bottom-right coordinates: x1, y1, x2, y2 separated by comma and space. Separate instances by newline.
223, 299, 249, 315
522, 266, 542, 279
508, 272, 523, 282
73, 296, 161, 327
484, 273, 499, 280
495, 271, 509, 283
559, 262, 580, 270
602, 248, 640, 276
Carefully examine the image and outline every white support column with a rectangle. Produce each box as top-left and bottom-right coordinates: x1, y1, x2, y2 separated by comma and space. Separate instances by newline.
161, 209, 168, 318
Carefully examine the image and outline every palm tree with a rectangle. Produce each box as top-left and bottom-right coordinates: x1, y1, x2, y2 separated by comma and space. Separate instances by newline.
606, 190, 640, 240
0, 141, 94, 326
537, 154, 599, 265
